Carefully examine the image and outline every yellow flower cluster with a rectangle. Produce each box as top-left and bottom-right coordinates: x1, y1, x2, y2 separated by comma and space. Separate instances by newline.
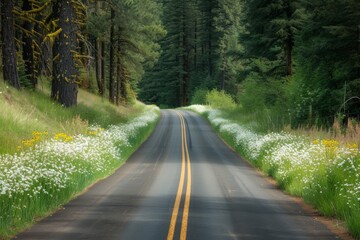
54, 133, 73, 142
312, 139, 358, 155
321, 139, 340, 148
18, 131, 49, 150
86, 128, 104, 136
346, 143, 358, 150
312, 139, 339, 148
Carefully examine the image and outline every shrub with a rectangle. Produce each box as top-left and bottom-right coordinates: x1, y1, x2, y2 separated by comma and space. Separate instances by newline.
191, 89, 208, 105
206, 89, 236, 110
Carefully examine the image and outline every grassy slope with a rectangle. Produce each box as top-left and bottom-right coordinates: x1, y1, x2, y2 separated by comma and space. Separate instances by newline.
0, 81, 159, 238
0, 81, 142, 154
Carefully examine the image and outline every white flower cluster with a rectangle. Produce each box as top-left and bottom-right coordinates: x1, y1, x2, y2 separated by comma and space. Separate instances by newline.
187, 105, 360, 208
186, 104, 208, 114
0, 105, 159, 198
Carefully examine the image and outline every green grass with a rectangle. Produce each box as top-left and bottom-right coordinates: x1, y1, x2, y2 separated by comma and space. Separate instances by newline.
0, 80, 159, 239
0, 81, 142, 154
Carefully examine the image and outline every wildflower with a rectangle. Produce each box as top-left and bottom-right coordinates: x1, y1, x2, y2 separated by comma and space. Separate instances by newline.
346, 143, 357, 149
54, 133, 73, 142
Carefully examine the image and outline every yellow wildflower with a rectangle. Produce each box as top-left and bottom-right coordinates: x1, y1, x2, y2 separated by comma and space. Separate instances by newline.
321, 139, 339, 148
312, 139, 320, 145
346, 143, 358, 149
54, 133, 73, 142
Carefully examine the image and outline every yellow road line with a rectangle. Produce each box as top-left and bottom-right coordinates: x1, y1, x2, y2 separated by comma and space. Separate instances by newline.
167, 111, 192, 240
167, 114, 186, 240
180, 112, 192, 240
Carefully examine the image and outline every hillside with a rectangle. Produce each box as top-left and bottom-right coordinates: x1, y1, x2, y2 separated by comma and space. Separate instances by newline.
0, 80, 143, 154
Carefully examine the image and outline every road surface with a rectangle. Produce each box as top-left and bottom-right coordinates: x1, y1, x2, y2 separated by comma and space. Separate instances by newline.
17, 110, 339, 240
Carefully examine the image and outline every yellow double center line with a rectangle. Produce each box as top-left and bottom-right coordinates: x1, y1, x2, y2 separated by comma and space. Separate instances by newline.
167, 111, 192, 240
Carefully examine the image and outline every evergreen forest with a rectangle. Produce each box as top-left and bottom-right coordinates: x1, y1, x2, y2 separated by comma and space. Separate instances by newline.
1, 0, 360, 126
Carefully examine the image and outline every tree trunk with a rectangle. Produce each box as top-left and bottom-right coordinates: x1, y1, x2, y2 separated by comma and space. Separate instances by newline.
93, 1, 103, 96
207, 2, 213, 76
95, 38, 104, 95
119, 47, 127, 104
101, 41, 106, 97
181, 6, 189, 106
284, 2, 293, 76
116, 54, 121, 105
194, 17, 198, 69
120, 66, 127, 104
109, 7, 116, 104
221, 67, 225, 90
1, 0, 20, 89
51, 0, 78, 107
285, 35, 293, 76
22, 0, 37, 88
94, 1, 103, 94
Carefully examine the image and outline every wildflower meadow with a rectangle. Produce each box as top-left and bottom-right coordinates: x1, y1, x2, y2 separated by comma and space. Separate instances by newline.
0, 105, 159, 238
187, 105, 360, 238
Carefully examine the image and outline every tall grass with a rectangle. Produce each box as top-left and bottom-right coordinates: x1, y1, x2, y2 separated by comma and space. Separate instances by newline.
187, 105, 360, 239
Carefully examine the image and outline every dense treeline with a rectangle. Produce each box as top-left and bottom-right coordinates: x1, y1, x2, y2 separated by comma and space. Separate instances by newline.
139, 0, 360, 126
0, 0, 164, 107
1, 0, 359, 126
139, 0, 242, 107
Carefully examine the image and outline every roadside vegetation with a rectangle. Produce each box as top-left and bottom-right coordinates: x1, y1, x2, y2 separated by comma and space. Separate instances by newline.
0, 81, 159, 238
186, 90, 360, 239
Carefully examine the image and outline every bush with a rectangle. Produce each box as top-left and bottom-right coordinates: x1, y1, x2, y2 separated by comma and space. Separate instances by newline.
206, 89, 236, 110
191, 89, 208, 105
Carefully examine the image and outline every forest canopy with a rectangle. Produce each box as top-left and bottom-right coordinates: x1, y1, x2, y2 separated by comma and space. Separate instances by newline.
139, 0, 360, 127
1, 0, 359, 126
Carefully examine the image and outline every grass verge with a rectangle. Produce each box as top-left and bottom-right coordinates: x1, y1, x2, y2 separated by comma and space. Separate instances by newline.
186, 105, 360, 239
0, 81, 160, 239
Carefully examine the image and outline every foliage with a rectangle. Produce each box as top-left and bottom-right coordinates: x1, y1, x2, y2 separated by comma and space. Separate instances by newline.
206, 89, 236, 110
233, 0, 360, 127
191, 89, 208, 105
291, 0, 360, 125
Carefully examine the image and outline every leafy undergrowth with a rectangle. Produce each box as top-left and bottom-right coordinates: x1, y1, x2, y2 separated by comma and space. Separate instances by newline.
187, 105, 360, 239
0, 82, 160, 238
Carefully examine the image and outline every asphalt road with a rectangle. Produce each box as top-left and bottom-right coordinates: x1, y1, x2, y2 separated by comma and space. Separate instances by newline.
16, 110, 339, 240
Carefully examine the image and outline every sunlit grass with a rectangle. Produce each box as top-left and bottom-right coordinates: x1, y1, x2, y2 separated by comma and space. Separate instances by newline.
0, 81, 142, 154
187, 105, 360, 239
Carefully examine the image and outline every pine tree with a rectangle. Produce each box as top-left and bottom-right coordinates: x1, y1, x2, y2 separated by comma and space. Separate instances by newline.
241, 0, 301, 78
139, 0, 188, 107
214, 0, 242, 92
293, 0, 360, 123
